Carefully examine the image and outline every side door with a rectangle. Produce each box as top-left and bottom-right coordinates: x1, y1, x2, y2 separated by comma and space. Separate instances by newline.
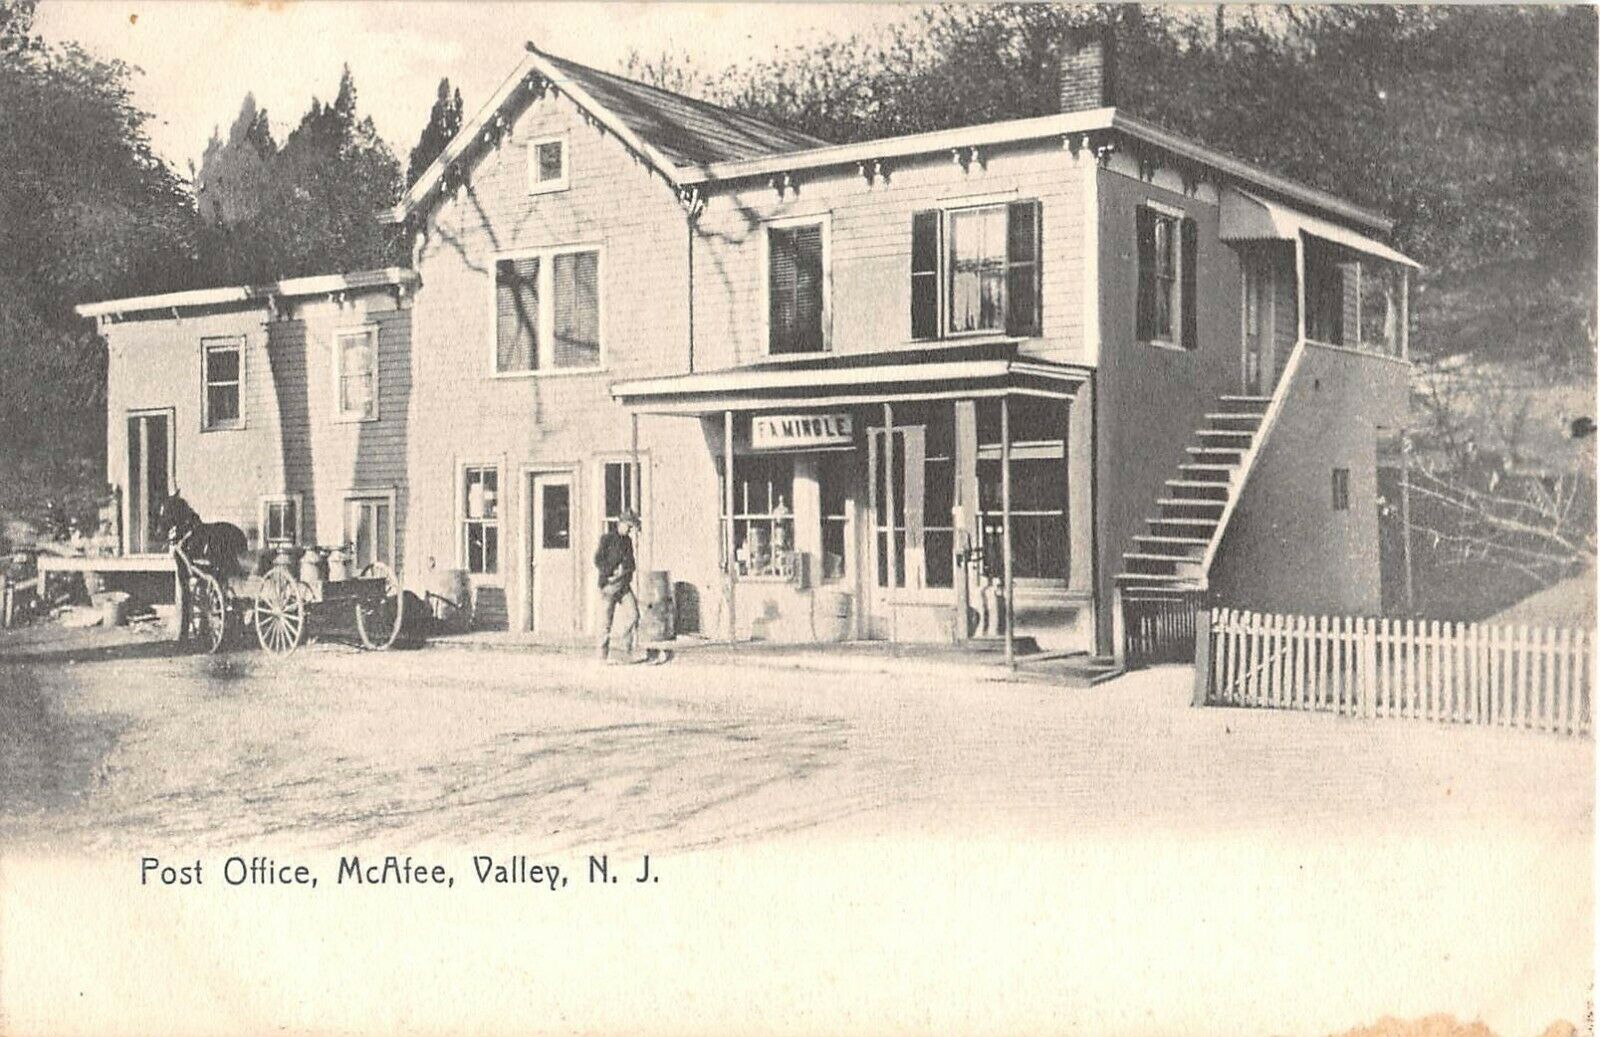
529, 472, 577, 634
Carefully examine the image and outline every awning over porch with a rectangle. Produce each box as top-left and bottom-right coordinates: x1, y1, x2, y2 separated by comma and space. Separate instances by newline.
610, 341, 1093, 415
1220, 188, 1421, 269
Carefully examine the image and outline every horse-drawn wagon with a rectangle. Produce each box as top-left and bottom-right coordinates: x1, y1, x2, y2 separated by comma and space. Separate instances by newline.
177, 542, 405, 655
161, 493, 404, 656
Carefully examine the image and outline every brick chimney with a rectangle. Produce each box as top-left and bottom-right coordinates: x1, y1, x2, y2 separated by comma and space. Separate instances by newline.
1058, 23, 1117, 113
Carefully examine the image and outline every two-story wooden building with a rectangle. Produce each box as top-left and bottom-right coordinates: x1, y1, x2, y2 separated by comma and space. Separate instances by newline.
78, 31, 1417, 664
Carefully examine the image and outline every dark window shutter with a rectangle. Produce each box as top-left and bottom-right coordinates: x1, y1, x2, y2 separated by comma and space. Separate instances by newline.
769, 225, 825, 354
910, 210, 940, 339
496, 257, 539, 371
1180, 216, 1199, 350
1005, 200, 1041, 337
1135, 207, 1157, 341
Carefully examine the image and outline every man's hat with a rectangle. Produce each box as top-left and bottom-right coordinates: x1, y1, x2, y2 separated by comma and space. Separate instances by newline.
618, 509, 641, 527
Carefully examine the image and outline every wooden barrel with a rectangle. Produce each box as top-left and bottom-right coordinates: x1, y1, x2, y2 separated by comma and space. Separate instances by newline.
816, 590, 852, 642
640, 570, 674, 641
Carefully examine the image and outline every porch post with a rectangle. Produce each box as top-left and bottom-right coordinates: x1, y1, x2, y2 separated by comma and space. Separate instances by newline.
723, 410, 737, 642
1001, 394, 1015, 669
1399, 266, 1411, 362
1294, 232, 1308, 345
883, 402, 897, 644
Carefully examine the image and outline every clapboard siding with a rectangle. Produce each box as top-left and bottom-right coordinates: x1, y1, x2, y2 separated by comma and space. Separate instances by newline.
406, 84, 696, 627
693, 140, 1094, 370
102, 290, 412, 567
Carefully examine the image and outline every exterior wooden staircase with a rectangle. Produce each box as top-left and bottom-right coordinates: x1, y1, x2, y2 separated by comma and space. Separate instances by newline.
1115, 394, 1275, 601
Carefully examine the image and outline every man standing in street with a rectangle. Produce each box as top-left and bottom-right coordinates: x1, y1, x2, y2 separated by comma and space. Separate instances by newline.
594, 510, 639, 662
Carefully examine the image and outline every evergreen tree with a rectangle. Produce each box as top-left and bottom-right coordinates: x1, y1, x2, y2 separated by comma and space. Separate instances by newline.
407, 77, 464, 186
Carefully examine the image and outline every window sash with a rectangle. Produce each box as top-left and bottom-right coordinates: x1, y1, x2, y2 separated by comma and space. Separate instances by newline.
552, 250, 599, 368
495, 250, 601, 373
916, 202, 1040, 341
720, 457, 795, 578
263, 500, 298, 546
202, 338, 243, 428
602, 460, 640, 534
463, 466, 500, 575
336, 330, 378, 419
768, 223, 826, 354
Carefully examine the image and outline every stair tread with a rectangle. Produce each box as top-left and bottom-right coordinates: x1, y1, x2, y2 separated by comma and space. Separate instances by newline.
1187, 446, 1244, 454
1114, 573, 1200, 584
1157, 497, 1225, 507
1150, 517, 1219, 526
1164, 479, 1231, 489
1178, 463, 1238, 471
1196, 428, 1255, 437
1122, 552, 1197, 564
1205, 412, 1264, 421
1219, 395, 1272, 403
1134, 535, 1209, 545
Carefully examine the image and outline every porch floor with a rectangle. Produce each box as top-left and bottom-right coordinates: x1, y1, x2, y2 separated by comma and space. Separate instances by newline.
429, 630, 1123, 686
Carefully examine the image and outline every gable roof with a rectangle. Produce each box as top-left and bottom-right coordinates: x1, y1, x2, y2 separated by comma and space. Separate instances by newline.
388, 43, 828, 223
388, 43, 1394, 238
537, 51, 828, 166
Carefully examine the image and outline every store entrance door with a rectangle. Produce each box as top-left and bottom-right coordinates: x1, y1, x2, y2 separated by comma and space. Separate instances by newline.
866, 425, 931, 636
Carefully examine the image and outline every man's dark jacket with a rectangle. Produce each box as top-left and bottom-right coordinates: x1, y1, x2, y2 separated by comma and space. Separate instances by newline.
594, 531, 635, 589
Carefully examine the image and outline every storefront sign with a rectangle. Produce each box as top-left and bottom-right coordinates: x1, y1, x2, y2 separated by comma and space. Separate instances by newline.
750, 413, 855, 451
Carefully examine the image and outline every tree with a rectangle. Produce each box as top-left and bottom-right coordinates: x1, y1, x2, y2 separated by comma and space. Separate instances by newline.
407, 77, 463, 187
196, 65, 404, 283
194, 93, 277, 226
0, 4, 197, 456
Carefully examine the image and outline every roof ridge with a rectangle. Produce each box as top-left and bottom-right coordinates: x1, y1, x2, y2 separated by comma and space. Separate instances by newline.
529, 43, 830, 147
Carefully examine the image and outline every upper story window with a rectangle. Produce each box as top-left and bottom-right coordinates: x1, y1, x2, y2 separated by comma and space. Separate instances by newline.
202, 336, 244, 430
527, 135, 569, 194
1135, 203, 1198, 350
767, 219, 828, 355
911, 200, 1041, 341
334, 326, 378, 421
494, 247, 601, 375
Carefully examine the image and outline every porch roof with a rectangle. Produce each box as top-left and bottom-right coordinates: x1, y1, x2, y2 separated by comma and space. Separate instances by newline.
1220, 188, 1421, 269
610, 341, 1092, 415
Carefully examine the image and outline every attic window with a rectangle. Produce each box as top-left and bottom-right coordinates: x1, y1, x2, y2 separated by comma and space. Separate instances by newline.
528, 135, 569, 194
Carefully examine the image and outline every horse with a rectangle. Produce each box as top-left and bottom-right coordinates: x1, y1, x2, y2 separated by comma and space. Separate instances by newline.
154, 491, 257, 584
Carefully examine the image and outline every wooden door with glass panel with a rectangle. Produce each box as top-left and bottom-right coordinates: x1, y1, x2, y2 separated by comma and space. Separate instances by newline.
866, 412, 956, 631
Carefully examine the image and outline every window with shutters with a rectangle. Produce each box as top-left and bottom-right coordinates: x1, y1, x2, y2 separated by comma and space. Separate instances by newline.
766, 218, 828, 354
527, 135, 569, 194
201, 336, 245, 430
1135, 203, 1199, 350
492, 247, 602, 374
910, 200, 1041, 341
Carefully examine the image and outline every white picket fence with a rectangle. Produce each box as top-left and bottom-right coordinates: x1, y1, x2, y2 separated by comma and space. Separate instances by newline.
1196, 608, 1593, 736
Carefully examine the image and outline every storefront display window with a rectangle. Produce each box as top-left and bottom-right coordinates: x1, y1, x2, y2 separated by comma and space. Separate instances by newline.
978, 397, 1069, 583
722, 455, 795, 578
819, 453, 851, 583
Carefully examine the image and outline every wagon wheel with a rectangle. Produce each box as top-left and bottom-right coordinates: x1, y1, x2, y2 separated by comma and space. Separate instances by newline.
254, 569, 308, 655
354, 562, 405, 650
189, 571, 231, 654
